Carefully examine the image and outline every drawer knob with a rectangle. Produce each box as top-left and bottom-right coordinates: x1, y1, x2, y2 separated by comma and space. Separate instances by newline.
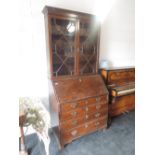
86, 107, 88, 111
96, 105, 101, 109
85, 124, 88, 128
95, 122, 100, 126
71, 111, 77, 116
71, 103, 77, 108
71, 130, 77, 136
85, 115, 89, 119
95, 113, 100, 118
72, 120, 77, 126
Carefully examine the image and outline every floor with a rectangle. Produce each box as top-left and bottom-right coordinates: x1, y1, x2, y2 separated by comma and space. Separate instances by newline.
49, 110, 135, 155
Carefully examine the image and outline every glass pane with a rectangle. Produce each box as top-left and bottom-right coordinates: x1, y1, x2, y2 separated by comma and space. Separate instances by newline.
79, 21, 98, 75
51, 18, 76, 76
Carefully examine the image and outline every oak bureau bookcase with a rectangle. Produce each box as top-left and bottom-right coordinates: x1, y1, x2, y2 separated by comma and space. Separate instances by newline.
43, 6, 108, 148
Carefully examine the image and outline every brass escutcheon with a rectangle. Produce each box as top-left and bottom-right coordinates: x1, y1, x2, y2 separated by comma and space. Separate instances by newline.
71, 130, 77, 136
95, 122, 100, 126
71, 111, 77, 116
95, 113, 100, 117
71, 103, 77, 108
72, 120, 77, 126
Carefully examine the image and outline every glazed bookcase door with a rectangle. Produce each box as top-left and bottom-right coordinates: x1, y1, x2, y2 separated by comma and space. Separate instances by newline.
79, 19, 98, 75
51, 17, 76, 76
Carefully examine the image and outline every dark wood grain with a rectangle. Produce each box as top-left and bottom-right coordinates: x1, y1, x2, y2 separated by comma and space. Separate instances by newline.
53, 75, 108, 103
100, 67, 135, 117
43, 6, 108, 149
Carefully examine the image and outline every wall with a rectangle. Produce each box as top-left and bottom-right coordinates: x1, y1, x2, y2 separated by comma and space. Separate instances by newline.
99, 0, 135, 67
19, 0, 134, 96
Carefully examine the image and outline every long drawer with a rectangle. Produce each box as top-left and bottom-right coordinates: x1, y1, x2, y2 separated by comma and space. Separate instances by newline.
60, 110, 108, 131
60, 95, 107, 112
61, 117, 107, 143
60, 102, 108, 121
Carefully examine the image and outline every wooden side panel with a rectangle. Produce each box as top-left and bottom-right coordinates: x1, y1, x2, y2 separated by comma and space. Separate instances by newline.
109, 94, 135, 117
60, 111, 107, 131
48, 80, 60, 112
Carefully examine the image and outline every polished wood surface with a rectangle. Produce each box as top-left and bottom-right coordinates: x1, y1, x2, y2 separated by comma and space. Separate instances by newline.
43, 6, 108, 148
110, 94, 135, 116
100, 67, 135, 117
61, 117, 107, 144
51, 75, 108, 147
101, 67, 135, 86
43, 6, 100, 79
53, 75, 108, 103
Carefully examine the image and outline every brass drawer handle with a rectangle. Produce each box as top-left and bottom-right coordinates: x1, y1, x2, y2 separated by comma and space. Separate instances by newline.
95, 122, 100, 126
72, 120, 77, 126
85, 124, 88, 128
96, 105, 101, 109
71, 130, 77, 136
95, 113, 100, 118
71, 103, 77, 108
85, 114, 89, 119
71, 111, 77, 116
96, 97, 100, 102
85, 107, 88, 111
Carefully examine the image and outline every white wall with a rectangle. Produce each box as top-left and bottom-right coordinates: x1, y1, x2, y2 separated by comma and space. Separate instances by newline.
19, 0, 134, 96
99, 0, 135, 67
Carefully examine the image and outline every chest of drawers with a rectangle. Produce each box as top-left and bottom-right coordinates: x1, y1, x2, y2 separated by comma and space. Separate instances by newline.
50, 75, 108, 148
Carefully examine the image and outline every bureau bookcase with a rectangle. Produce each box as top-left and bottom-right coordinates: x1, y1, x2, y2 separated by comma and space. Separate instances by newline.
43, 6, 108, 148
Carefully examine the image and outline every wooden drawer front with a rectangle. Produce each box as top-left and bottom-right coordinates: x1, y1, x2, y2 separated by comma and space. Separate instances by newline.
60, 108, 85, 121
60, 111, 108, 131
53, 75, 108, 103
60, 102, 107, 121
85, 117, 107, 133
60, 116, 85, 131
61, 95, 107, 112
86, 95, 107, 105
85, 110, 107, 122
86, 102, 107, 114
61, 117, 107, 143
61, 100, 85, 112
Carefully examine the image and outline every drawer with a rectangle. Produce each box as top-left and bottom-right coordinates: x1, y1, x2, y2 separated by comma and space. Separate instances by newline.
61, 100, 85, 112
61, 117, 107, 143
85, 117, 107, 133
60, 110, 108, 131
60, 108, 85, 121
60, 116, 85, 131
85, 110, 108, 122
60, 95, 107, 112
86, 95, 107, 105
86, 102, 108, 114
